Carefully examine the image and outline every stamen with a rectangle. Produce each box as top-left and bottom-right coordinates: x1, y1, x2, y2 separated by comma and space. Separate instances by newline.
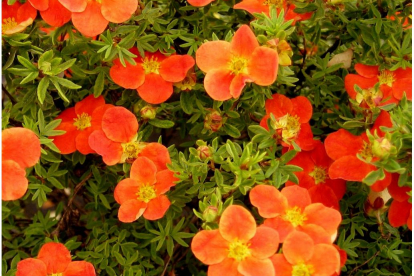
283, 206, 307, 227
73, 113, 92, 130
227, 240, 251, 261
142, 56, 161, 74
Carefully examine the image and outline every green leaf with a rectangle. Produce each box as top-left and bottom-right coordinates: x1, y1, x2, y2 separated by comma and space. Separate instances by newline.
180, 92, 193, 114
52, 77, 81, 89
17, 55, 37, 71
93, 71, 105, 97
223, 124, 241, 138
37, 77, 50, 104
149, 119, 174, 128
20, 71, 39, 85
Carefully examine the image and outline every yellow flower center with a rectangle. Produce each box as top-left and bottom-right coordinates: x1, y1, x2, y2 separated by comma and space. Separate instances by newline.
142, 56, 160, 74
359, 142, 374, 162
227, 240, 251, 262
378, 70, 395, 87
2, 17, 17, 33
137, 185, 157, 203
309, 166, 327, 184
121, 141, 142, 161
264, 0, 284, 8
229, 56, 248, 75
73, 113, 92, 130
283, 206, 307, 227
292, 263, 315, 276
175, 75, 196, 91
272, 114, 301, 140
356, 88, 383, 108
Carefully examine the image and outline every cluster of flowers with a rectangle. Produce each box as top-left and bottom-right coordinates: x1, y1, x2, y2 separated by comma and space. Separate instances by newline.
2, 0, 138, 36
191, 185, 346, 276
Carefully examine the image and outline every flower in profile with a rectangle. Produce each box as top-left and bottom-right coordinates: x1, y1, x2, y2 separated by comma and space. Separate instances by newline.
28, 0, 71, 27
191, 205, 279, 276
270, 231, 340, 276
250, 185, 342, 242
16, 242, 95, 276
49, 95, 107, 155
114, 156, 177, 222
2, 1, 37, 35
267, 38, 293, 66
58, 0, 138, 37
387, 174, 412, 230
187, 0, 216, 7
260, 93, 315, 151
285, 140, 346, 210
196, 25, 279, 101
325, 110, 394, 192
110, 49, 195, 104
2, 127, 41, 201
234, 0, 313, 24
344, 64, 412, 108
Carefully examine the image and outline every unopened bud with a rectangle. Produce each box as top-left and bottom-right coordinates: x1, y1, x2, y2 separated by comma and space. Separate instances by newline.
372, 138, 394, 159
197, 145, 212, 161
140, 106, 157, 120
204, 110, 223, 132
203, 206, 218, 223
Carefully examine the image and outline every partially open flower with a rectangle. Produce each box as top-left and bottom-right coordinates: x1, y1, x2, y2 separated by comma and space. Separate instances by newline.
2, 1, 37, 35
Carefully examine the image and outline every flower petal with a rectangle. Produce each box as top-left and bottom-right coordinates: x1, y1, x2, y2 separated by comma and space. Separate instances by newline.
196, 41, 231, 73
27, 0, 48, 11
249, 225, 279, 259
370, 171, 392, 192
37, 242, 71, 274
270, 254, 292, 276
155, 170, 176, 195
137, 73, 174, 104
393, 78, 412, 100
75, 128, 95, 155
308, 185, 340, 210
388, 174, 411, 202
2, 160, 28, 201
118, 199, 147, 223
39, 0, 71, 27
3, 127, 41, 168
229, 73, 250, 98
295, 123, 315, 151
264, 217, 294, 242
110, 59, 145, 89
72, 2, 108, 37
16, 258, 47, 276
101, 0, 137, 23
130, 157, 157, 184
159, 55, 195, 82
191, 229, 229, 265
234, 0, 269, 14
143, 195, 171, 220
291, 96, 313, 123
308, 244, 341, 276
388, 199, 411, 228
250, 185, 288, 218
329, 156, 375, 182
208, 258, 239, 276
50, 122, 78, 155
265, 93, 293, 118
281, 185, 311, 210
102, 106, 138, 143
299, 224, 332, 245
219, 205, 256, 242
139, 143, 171, 171
203, 68, 234, 101
325, 129, 364, 160
63, 261, 96, 276
230, 25, 259, 58
355, 64, 379, 78
114, 178, 140, 205
283, 231, 314, 264
248, 46, 278, 86
58, 0, 87, 12
304, 203, 342, 236
238, 257, 275, 276
88, 130, 123, 166
344, 74, 378, 99
75, 95, 105, 116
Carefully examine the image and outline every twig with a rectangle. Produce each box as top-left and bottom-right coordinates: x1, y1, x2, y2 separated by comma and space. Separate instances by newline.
2, 85, 17, 104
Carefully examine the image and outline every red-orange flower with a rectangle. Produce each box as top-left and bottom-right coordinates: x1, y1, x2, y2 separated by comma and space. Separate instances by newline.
2, 0, 37, 35
187, 0, 216, 7
387, 174, 412, 230
234, 0, 313, 24
196, 25, 279, 101
16, 242, 95, 276
49, 95, 107, 155
250, 185, 342, 242
58, 0, 137, 36
344, 64, 412, 107
2, 127, 41, 201
114, 156, 176, 222
191, 205, 279, 276
325, 110, 394, 192
110, 49, 195, 104
270, 231, 340, 276
28, 0, 71, 27
285, 140, 346, 210
88, 106, 140, 165
260, 93, 315, 151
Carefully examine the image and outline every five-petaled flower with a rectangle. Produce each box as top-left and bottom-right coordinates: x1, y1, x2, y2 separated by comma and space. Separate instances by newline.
191, 205, 280, 276
344, 64, 412, 109
196, 25, 279, 101
16, 242, 95, 276
234, 0, 313, 24
114, 155, 176, 222
260, 93, 315, 151
110, 49, 195, 104
57, 0, 138, 36
50, 95, 109, 155
2, 127, 41, 201
28, 0, 71, 27
325, 110, 394, 192
250, 185, 342, 242
387, 174, 412, 230
2, 0, 37, 35
285, 140, 346, 210
270, 231, 341, 276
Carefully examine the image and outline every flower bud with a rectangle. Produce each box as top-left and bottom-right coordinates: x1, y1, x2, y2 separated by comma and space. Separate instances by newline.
197, 145, 212, 161
204, 110, 223, 132
203, 206, 218, 223
372, 137, 395, 159
364, 188, 391, 217
140, 106, 157, 120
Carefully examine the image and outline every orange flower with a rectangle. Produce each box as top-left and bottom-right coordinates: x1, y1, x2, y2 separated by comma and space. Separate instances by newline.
234, 0, 313, 24
344, 64, 412, 108
260, 93, 315, 151
387, 174, 412, 230
114, 156, 176, 222
191, 205, 279, 276
388, 12, 412, 29
196, 25, 279, 101
325, 110, 394, 192
270, 231, 340, 276
58, 0, 137, 37
285, 140, 346, 210
250, 185, 342, 242
110, 49, 195, 104
2, 0, 37, 35
16, 242, 95, 276
268, 38, 293, 66
28, 0, 71, 27
88, 106, 140, 165
187, 0, 216, 7
49, 95, 107, 155
2, 128, 41, 201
